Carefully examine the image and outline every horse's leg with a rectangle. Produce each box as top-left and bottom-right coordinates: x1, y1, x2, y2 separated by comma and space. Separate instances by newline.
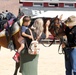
13, 62, 20, 75
12, 23, 22, 75
0, 46, 1, 50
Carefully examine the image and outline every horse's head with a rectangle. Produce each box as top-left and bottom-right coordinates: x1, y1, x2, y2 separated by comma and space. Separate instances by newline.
47, 16, 66, 38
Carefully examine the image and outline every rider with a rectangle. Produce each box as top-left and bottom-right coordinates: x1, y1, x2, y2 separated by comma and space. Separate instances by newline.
13, 16, 32, 62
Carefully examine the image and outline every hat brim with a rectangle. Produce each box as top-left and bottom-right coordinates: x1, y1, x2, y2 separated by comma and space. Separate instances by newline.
67, 21, 76, 26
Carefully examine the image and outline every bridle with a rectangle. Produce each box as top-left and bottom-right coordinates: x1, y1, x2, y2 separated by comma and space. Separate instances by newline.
50, 18, 66, 54
49, 17, 62, 37
41, 16, 65, 47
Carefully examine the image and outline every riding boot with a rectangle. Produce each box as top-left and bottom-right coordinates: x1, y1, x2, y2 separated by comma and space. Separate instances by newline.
13, 52, 20, 63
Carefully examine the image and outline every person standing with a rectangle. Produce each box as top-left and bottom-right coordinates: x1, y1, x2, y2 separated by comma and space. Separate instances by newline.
62, 15, 76, 75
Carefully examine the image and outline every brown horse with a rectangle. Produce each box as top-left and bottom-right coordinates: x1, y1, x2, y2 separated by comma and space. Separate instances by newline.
0, 21, 21, 75
0, 11, 21, 75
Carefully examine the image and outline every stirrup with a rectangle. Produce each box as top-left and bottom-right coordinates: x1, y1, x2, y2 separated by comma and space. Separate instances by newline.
8, 40, 15, 50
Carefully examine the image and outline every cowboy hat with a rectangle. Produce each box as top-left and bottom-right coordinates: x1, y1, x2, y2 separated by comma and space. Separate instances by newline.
65, 15, 76, 26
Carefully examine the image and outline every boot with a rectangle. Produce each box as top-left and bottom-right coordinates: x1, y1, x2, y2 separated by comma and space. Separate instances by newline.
13, 52, 20, 63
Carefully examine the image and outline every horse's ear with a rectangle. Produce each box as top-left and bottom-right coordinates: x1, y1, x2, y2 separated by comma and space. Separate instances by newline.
56, 15, 58, 18
59, 14, 63, 20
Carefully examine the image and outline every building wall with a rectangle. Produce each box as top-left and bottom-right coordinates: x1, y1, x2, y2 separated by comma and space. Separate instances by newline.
20, 0, 76, 8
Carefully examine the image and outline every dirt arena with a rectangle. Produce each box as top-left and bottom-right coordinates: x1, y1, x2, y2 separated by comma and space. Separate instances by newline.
0, 44, 65, 75
0, 0, 65, 75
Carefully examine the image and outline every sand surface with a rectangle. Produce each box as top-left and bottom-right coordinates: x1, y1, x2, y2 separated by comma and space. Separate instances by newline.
0, 44, 65, 75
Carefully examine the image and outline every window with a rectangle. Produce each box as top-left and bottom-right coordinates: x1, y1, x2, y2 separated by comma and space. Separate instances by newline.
33, 3, 43, 6
49, 3, 58, 7
64, 3, 74, 7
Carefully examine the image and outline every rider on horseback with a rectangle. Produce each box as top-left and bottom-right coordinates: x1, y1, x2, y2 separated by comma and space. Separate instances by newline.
13, 16, 32, 62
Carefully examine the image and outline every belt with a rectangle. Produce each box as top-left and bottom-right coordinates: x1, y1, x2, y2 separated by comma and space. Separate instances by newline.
71, 46, 76, 48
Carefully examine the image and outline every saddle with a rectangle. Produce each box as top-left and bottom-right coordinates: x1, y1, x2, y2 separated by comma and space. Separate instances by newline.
0, 10, 16, 32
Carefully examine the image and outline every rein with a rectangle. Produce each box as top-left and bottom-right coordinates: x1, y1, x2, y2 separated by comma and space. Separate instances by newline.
42, 22, 60, 47
41, 16, 59, 47
41, 37, 56, 47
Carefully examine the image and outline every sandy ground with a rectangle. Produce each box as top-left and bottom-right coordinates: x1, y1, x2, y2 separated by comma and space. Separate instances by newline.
0, 44, 65, 75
